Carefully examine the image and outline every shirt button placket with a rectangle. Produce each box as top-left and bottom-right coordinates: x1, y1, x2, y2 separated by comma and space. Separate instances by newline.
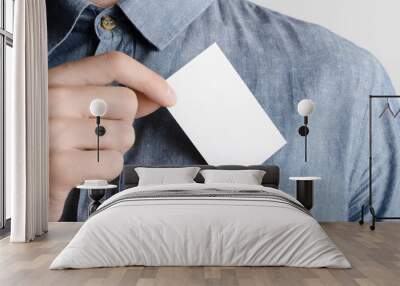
95, 12, 119, 56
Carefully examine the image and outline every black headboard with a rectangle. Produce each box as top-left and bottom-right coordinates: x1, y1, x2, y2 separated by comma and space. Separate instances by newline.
122, 165, 280, 190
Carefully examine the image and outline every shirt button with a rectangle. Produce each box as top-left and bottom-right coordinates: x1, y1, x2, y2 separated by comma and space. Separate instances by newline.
101, 15, 117, 31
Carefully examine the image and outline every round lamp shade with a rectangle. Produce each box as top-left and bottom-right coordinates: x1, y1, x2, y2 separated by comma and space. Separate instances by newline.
297, 99, 315, 117
90, 99, 107, 117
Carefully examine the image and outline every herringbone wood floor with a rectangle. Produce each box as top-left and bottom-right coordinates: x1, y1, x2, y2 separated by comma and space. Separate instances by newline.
0, 222, 399, 286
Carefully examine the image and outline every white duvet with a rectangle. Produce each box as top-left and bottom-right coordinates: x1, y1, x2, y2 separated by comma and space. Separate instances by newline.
50, 183, 350, 269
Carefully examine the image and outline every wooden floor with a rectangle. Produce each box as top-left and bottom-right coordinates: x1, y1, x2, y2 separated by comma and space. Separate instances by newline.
0, 222, 399, 286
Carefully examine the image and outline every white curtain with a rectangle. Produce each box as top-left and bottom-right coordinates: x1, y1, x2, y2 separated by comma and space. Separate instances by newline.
9, 0, 49, 242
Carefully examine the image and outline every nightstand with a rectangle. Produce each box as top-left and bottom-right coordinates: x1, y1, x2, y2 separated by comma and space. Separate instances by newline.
77, 181, 117, 215
289, 177, 321, 210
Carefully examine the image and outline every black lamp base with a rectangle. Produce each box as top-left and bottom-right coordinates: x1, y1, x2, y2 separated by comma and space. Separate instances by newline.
298, 116, 309, 137
298, 126, 309, 136
298, 116, 310, 162
95, 126, 106, 136
94, 116, 106, 162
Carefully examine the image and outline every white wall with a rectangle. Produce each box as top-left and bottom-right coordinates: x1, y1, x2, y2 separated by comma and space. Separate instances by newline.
251, 0, 400, 93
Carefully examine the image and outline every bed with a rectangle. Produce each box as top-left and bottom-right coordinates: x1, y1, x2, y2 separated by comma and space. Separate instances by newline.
50, 165, 350, 269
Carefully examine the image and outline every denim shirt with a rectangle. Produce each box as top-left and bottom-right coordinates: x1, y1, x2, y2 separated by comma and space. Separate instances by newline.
47, 0, 399, 221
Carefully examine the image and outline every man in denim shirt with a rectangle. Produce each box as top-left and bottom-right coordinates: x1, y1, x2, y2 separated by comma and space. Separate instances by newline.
47, 0, 399, 222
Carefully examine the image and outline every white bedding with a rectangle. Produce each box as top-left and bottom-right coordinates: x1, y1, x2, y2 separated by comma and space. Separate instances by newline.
50, 183, 351, 269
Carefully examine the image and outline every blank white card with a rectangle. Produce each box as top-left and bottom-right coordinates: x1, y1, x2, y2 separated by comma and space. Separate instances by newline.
167, 43, 286, 165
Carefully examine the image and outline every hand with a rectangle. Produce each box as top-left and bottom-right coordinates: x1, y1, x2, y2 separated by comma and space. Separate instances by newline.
48, 51, 176, 221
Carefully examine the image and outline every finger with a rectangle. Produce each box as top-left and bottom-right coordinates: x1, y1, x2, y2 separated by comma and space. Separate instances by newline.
50, 149, 124, 187
135, 91, 163, 118
48, 51, 176, 107
50, 118, 135, 153
49, 86, 138, 121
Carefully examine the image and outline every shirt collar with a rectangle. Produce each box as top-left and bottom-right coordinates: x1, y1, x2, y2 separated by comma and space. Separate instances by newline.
47, 0, 215, 53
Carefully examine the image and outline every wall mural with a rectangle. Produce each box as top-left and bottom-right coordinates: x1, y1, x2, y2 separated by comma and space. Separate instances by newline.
47, 0, 399, 222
